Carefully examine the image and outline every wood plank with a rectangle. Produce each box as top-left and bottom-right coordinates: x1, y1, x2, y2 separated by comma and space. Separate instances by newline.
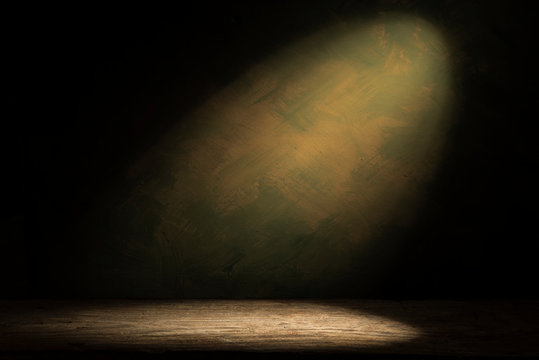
1, 300, 538, 357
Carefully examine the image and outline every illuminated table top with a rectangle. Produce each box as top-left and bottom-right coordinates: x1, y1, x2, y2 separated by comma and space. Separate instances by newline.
1, 299, 538, 358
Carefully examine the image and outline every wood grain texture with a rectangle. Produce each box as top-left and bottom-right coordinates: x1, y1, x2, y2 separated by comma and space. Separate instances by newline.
1, 300, 538, 357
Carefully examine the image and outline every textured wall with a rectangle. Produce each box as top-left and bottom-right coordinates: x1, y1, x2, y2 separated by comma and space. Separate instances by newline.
12, 1, 538, 299
79, 15, 453, 297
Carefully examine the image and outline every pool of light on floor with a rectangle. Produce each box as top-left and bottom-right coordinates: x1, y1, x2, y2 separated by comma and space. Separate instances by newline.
1, 300, 421, 351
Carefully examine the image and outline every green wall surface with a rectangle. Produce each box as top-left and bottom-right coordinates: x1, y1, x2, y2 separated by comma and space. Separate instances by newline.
12, 1, 538, 299
79, 15, 454, 297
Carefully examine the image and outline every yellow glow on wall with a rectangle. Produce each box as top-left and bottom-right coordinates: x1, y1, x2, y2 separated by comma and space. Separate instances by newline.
115, 14, 454, 296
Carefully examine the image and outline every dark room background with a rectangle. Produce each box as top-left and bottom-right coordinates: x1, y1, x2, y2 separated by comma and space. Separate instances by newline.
3, 0, 538, 299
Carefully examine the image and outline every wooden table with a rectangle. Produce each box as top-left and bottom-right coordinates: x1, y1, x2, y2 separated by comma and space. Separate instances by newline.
1, 300, 538, 359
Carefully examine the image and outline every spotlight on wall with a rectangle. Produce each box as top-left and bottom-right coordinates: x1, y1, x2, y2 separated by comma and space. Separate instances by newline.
91, 13, 454, 297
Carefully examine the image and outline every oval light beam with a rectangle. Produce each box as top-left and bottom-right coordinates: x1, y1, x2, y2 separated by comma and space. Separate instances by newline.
100, 14, 454, 297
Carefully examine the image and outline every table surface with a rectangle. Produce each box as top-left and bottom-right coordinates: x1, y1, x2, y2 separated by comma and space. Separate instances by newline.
1, 299, 538, 358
